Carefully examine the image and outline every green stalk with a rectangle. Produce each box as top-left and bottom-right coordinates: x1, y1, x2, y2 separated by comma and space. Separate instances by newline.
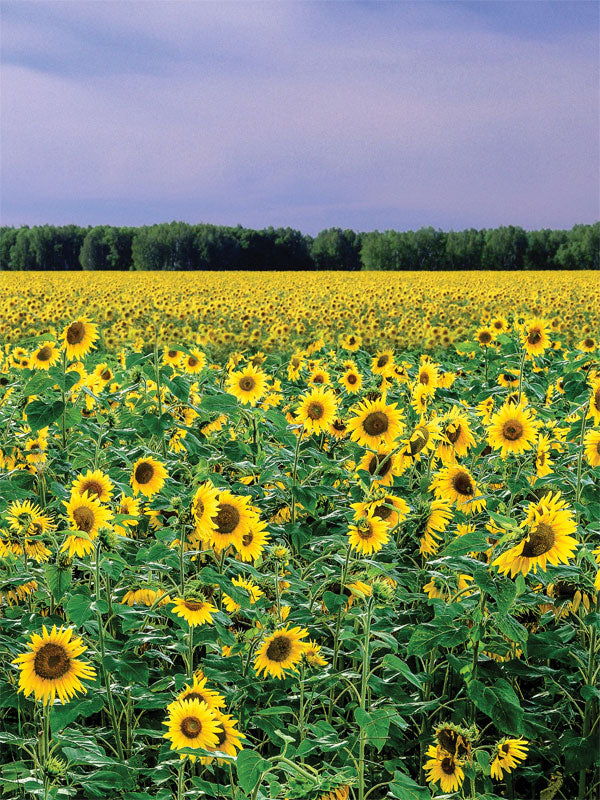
578, 625, 598, 799
327, 546, 352, 722
298, 662, 306, 760
290, 428, 303, 528
187, 626, 194, 680
176, 761, 185, 800
575, 403, 589, 506
358, 596, 374, 800
517, 348, 526, 404
60, 349, 67, 450
153, 338, 167, 457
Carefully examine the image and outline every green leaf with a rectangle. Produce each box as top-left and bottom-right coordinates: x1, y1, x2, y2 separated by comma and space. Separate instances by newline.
382, 654, 424, 688
407, 617, 469, 657
323, 591, 347, 613
235, 750, 269, 793
66, 590, 93, 625
494, 613, 528, 647
389, 770, 431, 799
199, 393, 239, 413
496, 579, 517, 615
467, 679, 523, 734
439, 529, 491, 557
44, 564, 71, 603
24, 399, 65, 432
354, 707, 390, 751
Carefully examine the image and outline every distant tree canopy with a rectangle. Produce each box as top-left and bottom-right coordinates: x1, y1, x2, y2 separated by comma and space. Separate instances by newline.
0, 221, 597, 271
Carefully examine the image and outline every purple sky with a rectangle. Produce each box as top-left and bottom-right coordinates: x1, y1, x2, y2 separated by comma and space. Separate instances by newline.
1, 0, 598, 234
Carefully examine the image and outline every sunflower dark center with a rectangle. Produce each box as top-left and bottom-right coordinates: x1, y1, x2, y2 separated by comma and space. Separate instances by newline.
584, 338, 594, 348
502, 420, 523, 441
168, 350, 178, 358
312, 374, 324, 383
101, 369, 111, 380
239, 376, 256, 392
528, 329, 542, 344
446, 423, 461, 444
188, 357, 198, 367
437, 729, 458, 753
521, 521, 555, 557
37, 346, 53, 361
368, 454, 391, 477
73, 506, 95, 532
363, 411, 389, 436
81, 480, 103, 498
594, 387, 600, 410
307, 402, 324, 420
183, 600, 204, 611
479, 332, 492, 344
409, 427, 429, 455
452, 472, 473, 496
503, 373, 516, 381
373, 502, 392, 520
215, 503, 240, 534
441, 757, 456, 775
347, 374, 357, 384
215, 725, 227, 745
265, 634, 292, 662
183, 691, 208, 703
377, 355, 389, 367
332, 419, 346, 431
419, 371, 430, 385
242, 532, 253, 546
291, 358, 300, 368
34, 643, 70, 679
135, 462, 154, 484
180, 716, 202, 738
358, 523, 374, 540
66, 321, 85, 345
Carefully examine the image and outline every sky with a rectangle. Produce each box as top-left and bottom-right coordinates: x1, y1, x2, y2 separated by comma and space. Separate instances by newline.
1, 0, 598, 235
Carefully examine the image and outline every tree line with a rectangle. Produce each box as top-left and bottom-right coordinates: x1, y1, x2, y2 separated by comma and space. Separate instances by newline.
0, 221, 597, 271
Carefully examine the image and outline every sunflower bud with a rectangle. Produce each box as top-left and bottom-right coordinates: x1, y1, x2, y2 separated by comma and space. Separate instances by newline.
44, 755, 68, 779
371, 576, 394, 603
56, 551, 73, 570
97, 526, 117, 551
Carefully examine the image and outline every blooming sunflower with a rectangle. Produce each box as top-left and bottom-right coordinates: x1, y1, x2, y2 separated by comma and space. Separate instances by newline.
114, 494, 141, 536
171, 596, 217, 626
207, 491, 257, 553
521, 317, 550, 356
587, 378, 600, 425
163, 698, 220, 761
182, 348, 207, 374
436, 408, 475, 464
584, 429, 600, 467
61, 318, 99, 360
72, 469, 113, 502
5, 499, 52, 536
487, 402, 540, 457
62, 490, 112, 557
347, 397, 404, 449
493, 492, 578, 577
131, 456, 167, 497
423, 745, 465, 793
31, 341, 60, 370
417, 499, 454, 557
490, 738, 529, 780
371, 350, 395, 377
223, 576, 263, 612
174, 673, 226, 711
357, 447, 404, 487
430, 465, 486, 515
329, 417, 348, 439
416, 361, 439, 395
254, 625, 309, 679
476, 327, 494, 347
201, 710, 246, 763
339, 368, 362, 394
296, 387, 338, 434
351, 494, 409, 529
347, 513, 389, 556
400, 418, 441, 463
578, 336, 597, 353
191, 482, 220, 540
12, 625, 96, 705
236, 518, 270, 562
226, 364, 267, 406
304, 640, 328, 667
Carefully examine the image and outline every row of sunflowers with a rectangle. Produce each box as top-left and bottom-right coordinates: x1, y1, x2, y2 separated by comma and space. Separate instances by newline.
1, 302, 599, 799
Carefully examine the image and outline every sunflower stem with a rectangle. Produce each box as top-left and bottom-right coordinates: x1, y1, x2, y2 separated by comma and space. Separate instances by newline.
298, 661, 306, 762
327, 545, 352, 723
60, 349, 67, 450
187, 626, 194, 680
176, 761, 185, 800
290, 428, 303, 529
517, 348, 526, 404
358, 595, 374, 800
153, 337, 167, 458
575, 402, 589, 507
578, 623, 598, 799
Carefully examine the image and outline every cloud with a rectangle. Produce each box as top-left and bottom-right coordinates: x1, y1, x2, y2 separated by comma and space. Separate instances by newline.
1, 1, 598, 232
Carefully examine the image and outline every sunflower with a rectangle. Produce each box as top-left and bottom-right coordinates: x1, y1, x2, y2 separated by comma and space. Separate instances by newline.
490, 738, 529, 780
347, 513, 389, 556
5, 499, 53, 536
371, 350, 395, 377
171, 596, 217, 626
493, 492, 578, 577
584, 429, 600, 467
339, 368, 362, 394
114, 495, 141, 536
174, 673, 226, 711
491, 315, 509, 335
121, 586, 170, 607
236, 518, 270, 562
163, 347, 183, 367
475, 327, 494, 347
226, 364, 267, 406
521, 317, 550, 356
533, 433, 554, 479
287, 352, 305, 380
223, 576, 263, 612
357, 447, 403, 487
0, 579, 38, 606
351, 494, 409, 529
72, 469, 113, 502
578, 336, 597, 353
418, 499, 454, 557
309, 366, 330, 386
131, 456, 167, 497
12, 625, 96, 705
416, 361, 439, 395
423, 745, 465, 793
31, 341, 60, 370
201, 710, 245, 763
61, 318, 99, 360
206, 491, 258, 552
347, 397, 404, 449
317, 787, 350, 800
182, 348, 207, 374
587, 378, 600, 425
296, 387, 338, 434
430, 466, 486, 515
64, 490, 112, 552
436, 408, 475, 464
341, 332, 361, 351
400, 418, 441, 463
163, 698, 220, 761
487, 402, 540, 457
254, 625, 309, 679
498, 371, 519, 388
303, 640, 328, 667
191, 482, 220, 540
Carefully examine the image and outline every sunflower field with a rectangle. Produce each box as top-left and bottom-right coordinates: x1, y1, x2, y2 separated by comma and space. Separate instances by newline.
0, 271, 599, 800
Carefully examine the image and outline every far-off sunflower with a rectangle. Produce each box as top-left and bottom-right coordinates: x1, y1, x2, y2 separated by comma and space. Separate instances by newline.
61, 318, 99, 360
347, 397, 404, 449
493, 492, 578, 577
487, 402, 540, 457
31, 341, 60, 370
254, 625, 309, 679
12, 625, 96, 704
131, 456, 167, 497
